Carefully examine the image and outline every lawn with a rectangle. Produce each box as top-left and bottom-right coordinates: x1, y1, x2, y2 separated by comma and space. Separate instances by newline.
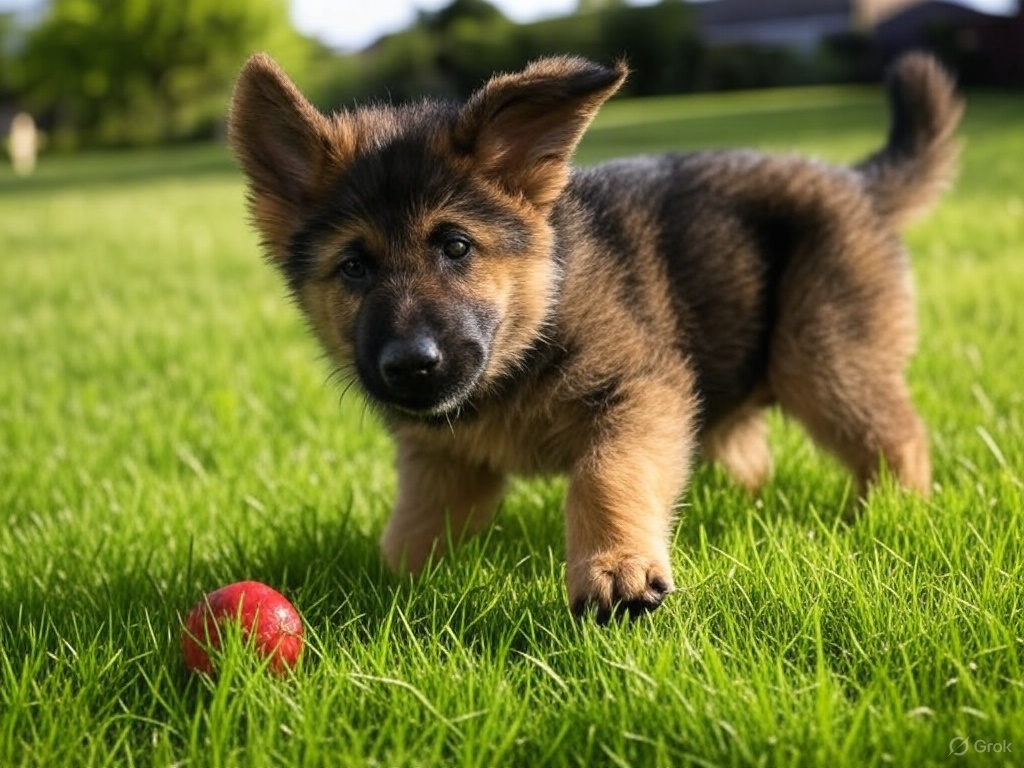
1, 83, 1022, 768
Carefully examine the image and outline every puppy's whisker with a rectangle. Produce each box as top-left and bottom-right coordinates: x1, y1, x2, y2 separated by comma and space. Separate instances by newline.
337, 378, 359, 409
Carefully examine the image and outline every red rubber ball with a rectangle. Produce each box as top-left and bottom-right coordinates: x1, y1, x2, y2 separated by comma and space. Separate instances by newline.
181, 580, 303, 676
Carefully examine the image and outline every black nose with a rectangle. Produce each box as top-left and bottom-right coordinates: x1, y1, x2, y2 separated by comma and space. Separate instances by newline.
379, 335, 442, 390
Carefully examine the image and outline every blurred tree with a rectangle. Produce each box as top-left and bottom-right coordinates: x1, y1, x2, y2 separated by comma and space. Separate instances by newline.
342, 0, 519, 103
576, 0, 626, 11
17, 0, 309, 147
428, 0, 520, 94
423, 0, 507, 30
1, 12, 29, 120
601, 0, 700, 95
0, 13, 12, 86
0, 11, 14, 55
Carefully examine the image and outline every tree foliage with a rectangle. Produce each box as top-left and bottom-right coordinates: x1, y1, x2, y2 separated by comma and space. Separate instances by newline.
0, 17, 10, 88
1, 0, 877, 150
17, 0, 309, 147
601, 1, 701, 95
313, 0, 700, 109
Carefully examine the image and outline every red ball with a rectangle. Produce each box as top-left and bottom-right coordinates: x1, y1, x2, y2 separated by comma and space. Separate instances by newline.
181, 580, 303, 676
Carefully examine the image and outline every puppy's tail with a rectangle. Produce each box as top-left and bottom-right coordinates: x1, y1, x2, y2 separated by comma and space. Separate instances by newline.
856, 52, 963, 230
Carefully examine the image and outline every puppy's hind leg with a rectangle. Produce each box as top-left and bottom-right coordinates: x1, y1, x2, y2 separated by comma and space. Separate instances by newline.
769, 246, 931, 497
774, 365, 930, 497
701, 401, 773, 492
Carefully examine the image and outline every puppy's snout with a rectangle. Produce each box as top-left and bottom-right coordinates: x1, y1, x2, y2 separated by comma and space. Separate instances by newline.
379, 334, 443, 391
356, 298, 493, 415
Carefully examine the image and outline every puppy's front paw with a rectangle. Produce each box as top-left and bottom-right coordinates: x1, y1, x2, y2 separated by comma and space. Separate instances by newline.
567, 551, 674, 623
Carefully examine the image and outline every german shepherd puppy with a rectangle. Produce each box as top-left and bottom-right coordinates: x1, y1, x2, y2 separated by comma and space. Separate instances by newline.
228, 52, 961, 621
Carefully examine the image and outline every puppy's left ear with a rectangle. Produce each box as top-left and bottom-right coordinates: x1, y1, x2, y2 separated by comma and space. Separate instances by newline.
454, 57, 627, 207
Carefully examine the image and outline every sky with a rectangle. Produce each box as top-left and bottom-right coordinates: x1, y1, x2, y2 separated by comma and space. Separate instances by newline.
0, 0, 1018, 52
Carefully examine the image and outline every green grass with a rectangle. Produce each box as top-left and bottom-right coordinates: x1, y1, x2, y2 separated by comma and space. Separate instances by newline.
2, 85, 1022, 768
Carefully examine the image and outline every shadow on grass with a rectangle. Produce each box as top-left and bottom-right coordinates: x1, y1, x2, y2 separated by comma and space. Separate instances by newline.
0, 457, 860, 705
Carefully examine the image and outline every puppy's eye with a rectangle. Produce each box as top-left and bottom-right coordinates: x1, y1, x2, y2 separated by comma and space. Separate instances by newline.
338, 256, 368, 281
442, 236, 471, 260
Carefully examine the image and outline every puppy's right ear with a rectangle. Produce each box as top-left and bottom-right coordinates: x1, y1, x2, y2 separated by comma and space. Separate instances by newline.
229, 54, 347, 259
454, 57, 627, 208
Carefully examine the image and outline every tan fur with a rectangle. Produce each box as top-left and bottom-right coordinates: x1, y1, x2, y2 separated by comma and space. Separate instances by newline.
453, 57, 629, 206
857, 52, 964, 229
701, 393, 773, 493
229, 52, 961, 621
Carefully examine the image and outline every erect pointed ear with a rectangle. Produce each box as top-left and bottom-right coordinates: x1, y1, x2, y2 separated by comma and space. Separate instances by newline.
228, 54, 334, 206
229, 54, 359, 262
453, 56, 627, 207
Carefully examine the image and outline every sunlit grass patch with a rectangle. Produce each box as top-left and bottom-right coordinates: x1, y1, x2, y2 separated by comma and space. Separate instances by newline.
1, 85, 1022, 767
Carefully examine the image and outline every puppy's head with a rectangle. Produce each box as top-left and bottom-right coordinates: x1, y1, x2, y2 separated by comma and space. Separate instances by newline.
229, 54, 625, 419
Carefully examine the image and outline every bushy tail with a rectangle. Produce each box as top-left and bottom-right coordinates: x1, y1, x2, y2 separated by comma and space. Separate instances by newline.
856, 52, 964, 229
